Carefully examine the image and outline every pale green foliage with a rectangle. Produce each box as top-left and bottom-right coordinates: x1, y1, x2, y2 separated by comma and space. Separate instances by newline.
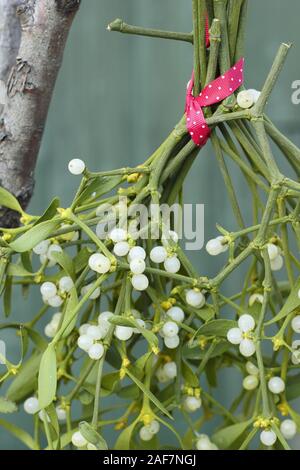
0, 0, 300, 451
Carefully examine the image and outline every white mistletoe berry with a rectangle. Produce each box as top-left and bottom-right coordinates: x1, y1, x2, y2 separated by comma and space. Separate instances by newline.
72, 431, 88, 448
184, 396, 202, 413
59, 276, 74, 293
131, 273, 149, 291
79, 323, 90, 335
247, 89, 261, 103
130, 258, 146, 275
196, 434, 212, 450
280, 419, 297, 440
164, 256, 181, 274
163, 361, 177, 380
270, 254, 284, 272
88, 253, 111, 274
267, 243, 280, 261
186, 289, 205, 308
238, 314, 255, 333
113, 241, 130, 257
239, 339, 255, 357
86, 325, 105, 341
24, 397, 39, 415
77, 334, 94, 352
227, 327, 243, 345
162, 321, 179, 338
260, 429, 277, 447
150, 246, 168, 263
88, 343, 104, 360
139, 426, 153, 442
246, 361, 259, 376
110, 228, 127, 243
128, 246, 146, 262
68, 158, 85, 175
237, 90, 254, 109
40, 282, 57, 300
206, 238, 227, 256
98, 311, 114, 323
33, 240, 50, 255
243, 375, 259, 390
56, 406, 67, 422
268, 376, 285, 394
44, 323, 57, 338
164, 335, 180, 349
166, 306, 185, 323
48, 295, 64, 308
148, 420, 160, 435
115, 325, 134, 341
291, 315, 300, 334
47, 244, 63, 263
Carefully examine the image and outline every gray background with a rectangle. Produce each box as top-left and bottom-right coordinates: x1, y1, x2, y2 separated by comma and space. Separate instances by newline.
1, 0, 300, 449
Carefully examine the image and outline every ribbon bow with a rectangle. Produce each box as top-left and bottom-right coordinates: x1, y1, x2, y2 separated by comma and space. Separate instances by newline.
185, 57, 245, 146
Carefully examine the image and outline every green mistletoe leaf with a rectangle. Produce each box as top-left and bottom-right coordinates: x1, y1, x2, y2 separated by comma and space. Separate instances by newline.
266, 277, 300, 325
38, 344, 57, 409
0, 187, 24, 214
9, 220, 60, 253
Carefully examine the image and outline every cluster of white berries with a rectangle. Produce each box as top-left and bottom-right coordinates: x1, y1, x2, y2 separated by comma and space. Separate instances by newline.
160, 319, 180, 350
77, 312, 114, 360
33, 240, 64, 268
260, 419, 298, 446
159, 305, 185, 350
243, 361, 260, 391
291, 308, 300, 364
267, 243, 283, 272
227, 314, 256, 357
196, 434, 218, 451
205, 236, 228, 256
291, 339, 300, 365
44, 312, 62, 338
23, 397, 66, 422
40, 277, 74, 308
139, 420, 160, 441
237, 88, 261, 109
183, 395, 202, 413
156, 361, 177, 383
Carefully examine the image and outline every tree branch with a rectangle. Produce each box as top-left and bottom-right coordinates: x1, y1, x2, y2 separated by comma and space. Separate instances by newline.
0, 0, 81, 227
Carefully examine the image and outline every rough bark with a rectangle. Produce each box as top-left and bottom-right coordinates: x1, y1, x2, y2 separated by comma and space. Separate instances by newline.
0, 0, 80, 227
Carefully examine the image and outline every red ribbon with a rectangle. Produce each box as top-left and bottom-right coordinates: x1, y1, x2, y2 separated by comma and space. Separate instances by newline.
185, 58, 245, 146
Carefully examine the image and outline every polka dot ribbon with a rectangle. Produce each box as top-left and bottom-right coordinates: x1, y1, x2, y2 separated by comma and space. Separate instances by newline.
185, 57, 245, 146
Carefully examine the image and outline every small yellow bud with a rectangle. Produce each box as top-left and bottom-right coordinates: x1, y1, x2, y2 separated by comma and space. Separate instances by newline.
2, 233, 12, 242
127, 173, 139, 183
142, 413, 153, 425
272, 337, 284, 351
277, 402, 289, 416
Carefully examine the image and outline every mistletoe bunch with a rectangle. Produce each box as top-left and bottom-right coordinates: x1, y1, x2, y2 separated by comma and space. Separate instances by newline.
0, 0, 300, 451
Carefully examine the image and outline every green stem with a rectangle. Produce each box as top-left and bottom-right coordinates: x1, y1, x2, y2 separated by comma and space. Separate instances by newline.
107, 19, 193, 43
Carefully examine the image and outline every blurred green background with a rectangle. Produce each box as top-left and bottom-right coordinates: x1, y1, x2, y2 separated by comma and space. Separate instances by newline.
1, 0, 300, 449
